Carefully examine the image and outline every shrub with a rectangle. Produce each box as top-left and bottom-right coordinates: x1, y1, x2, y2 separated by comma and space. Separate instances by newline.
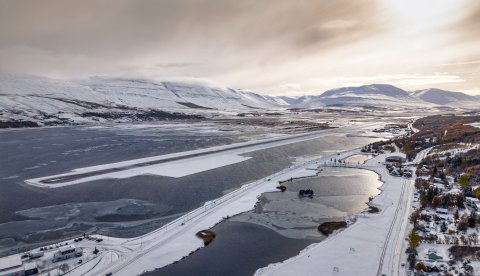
415, 262, 427, 271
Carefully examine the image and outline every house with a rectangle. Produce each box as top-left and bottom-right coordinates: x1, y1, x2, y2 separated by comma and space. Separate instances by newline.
0, 255, 22, 273
385, 156, 406, 165
433, 183, 445, 190
436, 208, 449, 215
0, 255, 38, 276
420, 166, 430, 173
53, 245, 82, 262
466, 197, 479, 207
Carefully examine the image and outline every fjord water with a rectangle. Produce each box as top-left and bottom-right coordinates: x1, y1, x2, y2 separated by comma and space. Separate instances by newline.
149, 168, 382, 276
0, 123, 379, 255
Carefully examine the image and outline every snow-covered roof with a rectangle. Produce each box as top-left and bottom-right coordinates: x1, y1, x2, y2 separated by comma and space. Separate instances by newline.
434, 183, 445, 190
436, 208, 449, 213
446, 188, 462, 194
0, 255, 22, 271
58, 245, 76, 253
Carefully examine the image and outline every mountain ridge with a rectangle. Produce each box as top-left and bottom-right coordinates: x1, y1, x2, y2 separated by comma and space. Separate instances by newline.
1, 73, 479, 127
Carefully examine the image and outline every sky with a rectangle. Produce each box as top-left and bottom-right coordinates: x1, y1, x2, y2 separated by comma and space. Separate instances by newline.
0, 0, 479, 96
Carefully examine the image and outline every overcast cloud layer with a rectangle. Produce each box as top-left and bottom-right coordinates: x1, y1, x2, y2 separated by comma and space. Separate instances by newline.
0, 0, 479, 95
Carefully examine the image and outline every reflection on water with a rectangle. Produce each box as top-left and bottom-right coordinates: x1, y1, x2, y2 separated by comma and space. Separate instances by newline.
151, 167, 383, 276
232, 167, 382, 239
146, 221, 316, 276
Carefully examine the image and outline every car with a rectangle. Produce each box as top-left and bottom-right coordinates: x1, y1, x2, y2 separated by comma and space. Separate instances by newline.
106, 273, 113, 276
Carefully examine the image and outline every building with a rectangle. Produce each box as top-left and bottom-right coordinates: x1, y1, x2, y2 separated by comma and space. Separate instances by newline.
385, 156, 407, 165
466, 197, 480, 207
0, 255, 38, 276
53, 245, 82, 262
436, 208, 449, 215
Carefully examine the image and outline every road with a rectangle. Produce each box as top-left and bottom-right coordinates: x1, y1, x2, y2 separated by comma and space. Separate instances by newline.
383, 147, 432, 276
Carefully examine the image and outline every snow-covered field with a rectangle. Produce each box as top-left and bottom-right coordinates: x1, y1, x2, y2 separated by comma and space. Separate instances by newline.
469, 122, 480, 129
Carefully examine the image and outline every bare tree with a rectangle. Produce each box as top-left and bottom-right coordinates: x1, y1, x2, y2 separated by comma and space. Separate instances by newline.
59, 263, 70, 274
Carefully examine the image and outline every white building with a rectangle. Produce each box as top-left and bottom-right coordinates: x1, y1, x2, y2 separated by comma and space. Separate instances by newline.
53, 245, 82, 262
0, 255, 38, 276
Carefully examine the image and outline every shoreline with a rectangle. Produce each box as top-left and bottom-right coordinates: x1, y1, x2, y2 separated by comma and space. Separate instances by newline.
255, 150, 413, 276
0, 128, 391, 276
1, 147, 368, 276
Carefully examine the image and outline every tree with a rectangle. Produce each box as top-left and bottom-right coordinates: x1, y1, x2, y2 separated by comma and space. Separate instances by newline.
59, 263, 70, 274
458, 174, 470, 188
410, 209, 421, 225
469, 211, 477, 228
415, 262, 426, 271
441, 221, 448, 233
475, 187, 480, 199
432, 195, 443, 208
408, 228, 420, 249
458, 215, 468, 233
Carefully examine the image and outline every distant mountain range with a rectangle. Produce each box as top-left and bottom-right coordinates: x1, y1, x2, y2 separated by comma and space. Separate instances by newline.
0, 73, 478, 127
411, 88, 479, 106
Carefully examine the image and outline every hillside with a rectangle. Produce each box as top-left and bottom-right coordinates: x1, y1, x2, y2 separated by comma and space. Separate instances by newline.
0, 74, 285, 127
1, 74, 479, 128
290, 84, 429, 108
412, 88, 479, 106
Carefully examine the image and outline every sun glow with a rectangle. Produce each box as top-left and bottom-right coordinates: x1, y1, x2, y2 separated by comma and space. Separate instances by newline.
384, 0, 468, 31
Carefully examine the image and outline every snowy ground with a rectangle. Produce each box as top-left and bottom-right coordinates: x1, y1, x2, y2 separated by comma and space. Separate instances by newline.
255, 150, 429, 276
469, 122, 480, 129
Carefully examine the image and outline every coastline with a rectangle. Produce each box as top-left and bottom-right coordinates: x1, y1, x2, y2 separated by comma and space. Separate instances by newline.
255, 150, 413, 276
0, 143, 389, 276
64, 148, 368, 276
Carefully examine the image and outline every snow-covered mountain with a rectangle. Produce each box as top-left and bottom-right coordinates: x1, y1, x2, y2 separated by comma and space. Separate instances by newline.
77, 76, 285, 110
1, 74, 479, 128
411, 88, 478, 106
0, 74, 286, 127
289, 84, 428, 108
283, 84, 479, 109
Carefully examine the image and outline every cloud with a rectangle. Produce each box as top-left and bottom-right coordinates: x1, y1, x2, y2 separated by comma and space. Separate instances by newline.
438, 60, 480, 66
336, 74, 465, 88
0, 0, 479, 96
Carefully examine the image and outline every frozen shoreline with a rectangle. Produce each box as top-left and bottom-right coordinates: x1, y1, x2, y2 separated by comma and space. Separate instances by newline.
2, 123, 390, 275
255, 149, 430, 276
25, 123, 381, 188
14, 148, 362, 276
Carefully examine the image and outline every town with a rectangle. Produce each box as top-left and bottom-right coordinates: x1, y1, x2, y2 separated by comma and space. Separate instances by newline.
366, 115, 480, 275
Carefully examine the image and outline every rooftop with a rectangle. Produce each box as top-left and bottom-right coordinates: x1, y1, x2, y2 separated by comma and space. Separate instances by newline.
0, 255, 22, 271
